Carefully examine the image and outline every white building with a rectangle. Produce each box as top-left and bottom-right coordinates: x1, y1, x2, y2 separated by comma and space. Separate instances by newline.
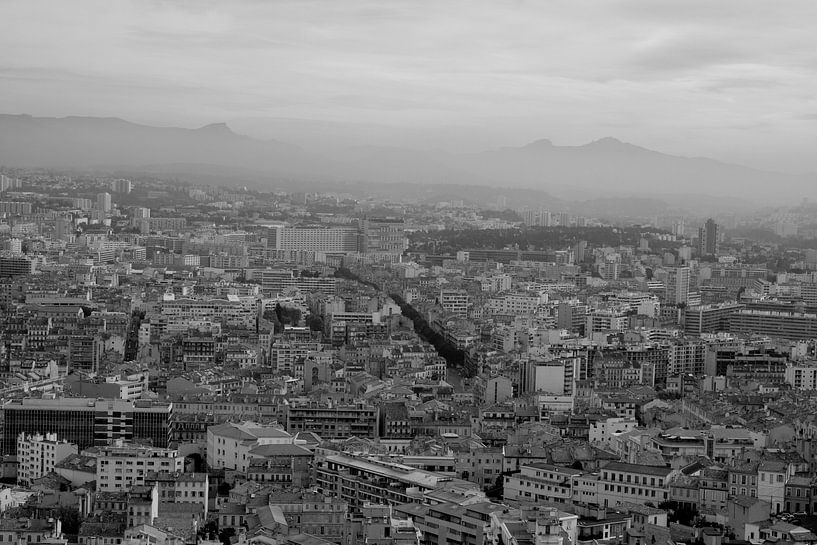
589, 418, 639, 446
439, 290, 469, 317
17, 433, 78, 486
504, 463, 583, 505
96, 443, 184, 492
785, 362, 817, 390
206, 422, 295, 472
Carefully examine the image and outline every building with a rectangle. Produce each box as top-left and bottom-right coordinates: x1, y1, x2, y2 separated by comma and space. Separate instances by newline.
0, 256, 34, 277
597, 461, 672, 507
504, 463, 583, 505
439, 290, 469, 318
271, 226, 359, 253
1, 398, 173, 455
110, 179, 132, 194
16, 432, 78, 486
96, 443, 184, 492
206, 421, 294, 472
665, 267, 690, 306
785, 362, 817, 390
0, 201, 32, 215
729, 310, 817, 341
698, 218, 719, 257
684, 303, 743, 335
287, 401, 379, 439
144, 471, 209, 516
359, 217, 408, 256
96, 192, 112, 213
316, 451, 479, 515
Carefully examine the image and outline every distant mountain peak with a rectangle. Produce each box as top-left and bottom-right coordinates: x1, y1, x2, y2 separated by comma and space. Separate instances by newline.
583, 136, 641, 151
198, 122, 233, 134
521, 138, 554, 151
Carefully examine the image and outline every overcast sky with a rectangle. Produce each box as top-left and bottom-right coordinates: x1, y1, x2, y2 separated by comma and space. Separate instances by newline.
1, 0, 816, 172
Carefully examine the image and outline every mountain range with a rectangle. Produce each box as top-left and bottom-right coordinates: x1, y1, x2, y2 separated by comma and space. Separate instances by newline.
0, 114, 810, 208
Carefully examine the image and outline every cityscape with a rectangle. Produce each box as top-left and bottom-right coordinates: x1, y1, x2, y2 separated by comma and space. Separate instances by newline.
2, 2, 817, 545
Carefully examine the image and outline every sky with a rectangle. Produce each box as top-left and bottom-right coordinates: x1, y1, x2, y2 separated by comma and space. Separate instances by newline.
1, 0, 816, 172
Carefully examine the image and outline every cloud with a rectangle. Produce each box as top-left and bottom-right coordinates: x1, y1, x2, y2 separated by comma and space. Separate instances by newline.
0, 0, 815, 172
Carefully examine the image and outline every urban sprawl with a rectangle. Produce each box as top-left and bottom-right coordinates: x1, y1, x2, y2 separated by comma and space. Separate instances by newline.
3, 170, 817, 545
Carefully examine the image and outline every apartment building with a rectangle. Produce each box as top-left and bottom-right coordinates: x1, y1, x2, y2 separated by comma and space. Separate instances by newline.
287, 401, 379, 439
316, 451, 479, 515
504, 463, 583, 505
144, 471, 209, 517
96, 444, 184, 492
206, 421, 294, 472
597, 462, 673, 507
17, 432, 78, 486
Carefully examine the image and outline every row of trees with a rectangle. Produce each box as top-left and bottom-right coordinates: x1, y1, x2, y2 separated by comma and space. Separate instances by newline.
333, 267, 478, 377
389, 293, 478, 378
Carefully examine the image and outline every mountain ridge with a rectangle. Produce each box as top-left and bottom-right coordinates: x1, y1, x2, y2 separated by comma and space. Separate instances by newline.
0, 113, 811, 205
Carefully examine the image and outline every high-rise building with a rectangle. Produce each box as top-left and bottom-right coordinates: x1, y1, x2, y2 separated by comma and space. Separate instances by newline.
110, 179, 132, 194
698, 218, 719, 257
665, 266, 691, 306
96, 192, 112, 213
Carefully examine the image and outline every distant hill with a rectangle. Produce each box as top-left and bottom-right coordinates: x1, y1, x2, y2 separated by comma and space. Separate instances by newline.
0, 113, 811, 205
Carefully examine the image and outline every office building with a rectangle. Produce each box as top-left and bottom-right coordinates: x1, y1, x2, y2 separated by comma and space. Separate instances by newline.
698, 218, 719, 257
1, 398, 173, 454
17, 432, 78, 486
0, 256, 35, 277
684, 303, 743, 335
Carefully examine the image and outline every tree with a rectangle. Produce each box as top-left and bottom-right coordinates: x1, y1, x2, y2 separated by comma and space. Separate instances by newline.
56, 506, 81, 535
306, 315, 324, 332
218, 527, 236, 545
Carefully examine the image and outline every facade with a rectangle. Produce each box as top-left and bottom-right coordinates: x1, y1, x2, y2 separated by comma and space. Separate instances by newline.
597, 462, 672, 507
144, 471, 209, 516
287, 401, 379, 439
1, 398, 173, 454
16, 432, 78, 486
504, 463, 582, 505
206, 421, 294, 472
96, 444, 185, 492
729, 310, 817, 341
698, 218, 719, 257
684, 303, 743, 335
439, 290, 469, 317
316, 451, 478, 515
665, 267, 691, 306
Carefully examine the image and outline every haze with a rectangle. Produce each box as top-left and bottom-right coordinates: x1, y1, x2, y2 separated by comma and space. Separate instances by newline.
1, 0, 817, 174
